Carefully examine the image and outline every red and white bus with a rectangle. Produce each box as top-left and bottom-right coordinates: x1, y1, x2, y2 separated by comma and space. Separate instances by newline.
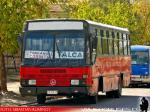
19, 19, 131, 104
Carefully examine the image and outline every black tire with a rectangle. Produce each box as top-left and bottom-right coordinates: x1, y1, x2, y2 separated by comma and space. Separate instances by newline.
132, 84, 137, 88
114, 79, 122, 98
88, 95, 98, 104
147, 83, 150, 88
106, 91, 114, 98
129, 84, 133, 88
37, 94, 46, 104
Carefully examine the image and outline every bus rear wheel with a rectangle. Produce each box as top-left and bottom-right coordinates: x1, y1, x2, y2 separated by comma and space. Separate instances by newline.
106, 91, 114, 98
114, 80, 122, 98
37, 94, 46, 104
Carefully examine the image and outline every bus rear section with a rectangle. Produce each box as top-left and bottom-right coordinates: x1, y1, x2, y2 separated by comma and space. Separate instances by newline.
19, 19, 131, 104
130, 45, 150, 86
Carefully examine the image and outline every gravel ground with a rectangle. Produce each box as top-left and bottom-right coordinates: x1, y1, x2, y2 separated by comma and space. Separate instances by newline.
0, 81, 35, 106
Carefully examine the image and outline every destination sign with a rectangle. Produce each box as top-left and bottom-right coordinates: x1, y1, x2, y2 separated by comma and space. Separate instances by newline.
25, 50, 84, 59
55, 51, 84, 59
25, 50, 52, 59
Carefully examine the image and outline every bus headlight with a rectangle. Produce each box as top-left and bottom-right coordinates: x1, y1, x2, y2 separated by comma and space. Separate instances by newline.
28, 80, 36, 85
83, 74, 88, 79
71, 80, 79, 85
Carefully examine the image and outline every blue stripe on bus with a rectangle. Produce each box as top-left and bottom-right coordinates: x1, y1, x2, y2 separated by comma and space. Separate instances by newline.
132, 64, 149, 76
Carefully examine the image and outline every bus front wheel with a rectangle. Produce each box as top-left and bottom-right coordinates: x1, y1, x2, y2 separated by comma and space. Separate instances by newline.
88, 95, 98, 104
37, 94, 46, 104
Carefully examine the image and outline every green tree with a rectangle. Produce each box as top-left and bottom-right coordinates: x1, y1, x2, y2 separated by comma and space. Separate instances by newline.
0, 0, 49, 95
64, 0, 150, 45
65, 0, 105, 22
132, 0, 150, 45
65, 1, 134, 31
102, 1, 137, 45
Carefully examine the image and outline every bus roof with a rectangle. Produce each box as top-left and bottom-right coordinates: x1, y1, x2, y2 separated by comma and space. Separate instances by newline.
131, 45, 150, 51
26, 19, 129, 32
86, 20, 129, 32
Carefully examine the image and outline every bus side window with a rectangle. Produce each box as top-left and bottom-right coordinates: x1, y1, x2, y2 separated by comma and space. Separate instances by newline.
127, 34, 130, 55
113, 32, 118, 55
112, 32, 115, 55
108, 32, 113, 55
100, 30, 104, 54
117, 32, 120, 55
106, 30, 110, 54
119, 33, 123, 55
102, 30, 109, 55
121, 34, 124, 55
108, 31, 113, 55
123, 34, 127, 55
97, 30, 102, 56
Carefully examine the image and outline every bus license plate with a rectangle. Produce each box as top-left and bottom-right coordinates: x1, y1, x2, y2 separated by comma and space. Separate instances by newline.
47, 90, 58, 95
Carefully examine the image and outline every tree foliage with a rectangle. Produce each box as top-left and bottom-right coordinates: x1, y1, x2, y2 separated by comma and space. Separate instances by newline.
64, 0, 150, 45
0, 0, 50, 54
132, 0, 150, 45
0, 0, 50, 94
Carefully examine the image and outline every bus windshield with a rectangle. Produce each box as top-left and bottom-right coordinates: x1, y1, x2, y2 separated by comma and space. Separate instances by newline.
23, 31, 85, 67
55, 33, 84, 59
131, 51, 149, 65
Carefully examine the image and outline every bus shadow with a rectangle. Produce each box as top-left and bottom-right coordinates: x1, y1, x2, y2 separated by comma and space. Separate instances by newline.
128, 84, 150, 88
27, 94, 150, 110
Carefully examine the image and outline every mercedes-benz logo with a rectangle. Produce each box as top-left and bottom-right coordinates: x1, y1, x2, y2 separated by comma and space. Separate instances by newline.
50, 79, 56, 86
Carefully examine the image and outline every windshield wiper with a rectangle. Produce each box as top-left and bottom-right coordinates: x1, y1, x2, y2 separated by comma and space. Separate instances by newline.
55, 41, 61, 59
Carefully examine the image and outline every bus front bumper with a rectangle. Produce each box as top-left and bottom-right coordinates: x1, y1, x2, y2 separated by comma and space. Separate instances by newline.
19, 86, 89, 96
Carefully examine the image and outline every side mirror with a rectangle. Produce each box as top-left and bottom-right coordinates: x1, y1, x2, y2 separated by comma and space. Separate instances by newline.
17, 34, 23, 46
92, 49, 96, 64
89, 34, 97, 64
92, 37, 97, 49
89, 33, 97, 49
